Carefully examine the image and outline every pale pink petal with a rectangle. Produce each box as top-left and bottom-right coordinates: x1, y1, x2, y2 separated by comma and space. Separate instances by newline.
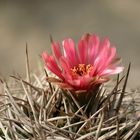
42, 52, 49, 63
97, 47, 116, 74
105, 47, 116, 66
59, 56, 70, 73
88, 35, 100, 64
100, 67, 124, 76
98, 38, 110, 54
78, 39, 88, 64
98, 38, 110, 59
63, 38, 78, 67
52, 42, 62, 60
97, 47, 117, 74
46, 56, 64, 80
94, 38, 110, 72
109, 57, 121, 66
59, 56, 72, 80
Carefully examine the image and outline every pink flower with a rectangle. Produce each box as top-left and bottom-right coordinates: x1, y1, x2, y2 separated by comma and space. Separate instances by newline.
42, 34, 123, 91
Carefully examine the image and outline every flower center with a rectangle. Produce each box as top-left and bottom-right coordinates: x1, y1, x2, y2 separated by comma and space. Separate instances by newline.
71, 64, 93, 76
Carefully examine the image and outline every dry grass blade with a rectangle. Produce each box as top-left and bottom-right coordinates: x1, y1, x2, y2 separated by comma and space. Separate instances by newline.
20, 80, 43, 139
3, 82, 23, 116
115, 63, 131, 112
100, 75, 125, 110
61, 121, 85, 130
123, 120, 140, 140
109, 74, 120, 117
0, 121, 11, 140
76, 131, 96, 140
33, 74, 44, 89
98, 122, 133, 140
95, 110, 104, 140
116, 115, 120, 140
47, 116, 70, 122
21, 80, 38, 123
63, 97, 72, 136
68, 91, 86, 118
44, 69, 53, 94
0, 53, 139, 140
75, 106, 105, 137
45, 88, 58, 111
42, 122, 80, 138
11, 75, 42, 93
25, 43, 32, 93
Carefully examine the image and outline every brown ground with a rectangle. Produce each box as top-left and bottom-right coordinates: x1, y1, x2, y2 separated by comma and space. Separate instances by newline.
0, 0, 140, 88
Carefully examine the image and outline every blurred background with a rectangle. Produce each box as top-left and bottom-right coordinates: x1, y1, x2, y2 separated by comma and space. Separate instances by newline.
0, 0, 140, 88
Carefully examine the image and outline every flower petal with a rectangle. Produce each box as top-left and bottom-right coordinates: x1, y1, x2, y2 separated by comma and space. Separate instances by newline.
45, 55, 64, 80
52, 41, 62, 60
106, 47, 116, 66
98, 46, 116, 74
88, 35, 100, 64
63, 38, 78, 67
78, 39, 88, 64
100, 66, 124, 76
42, 34, 124, 91
59, 56, 72, 80
94, 38, 110, 72
42, 52, 49, 63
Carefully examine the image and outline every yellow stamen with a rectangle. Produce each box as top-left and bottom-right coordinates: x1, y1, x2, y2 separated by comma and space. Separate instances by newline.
71, 64, 93, 76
